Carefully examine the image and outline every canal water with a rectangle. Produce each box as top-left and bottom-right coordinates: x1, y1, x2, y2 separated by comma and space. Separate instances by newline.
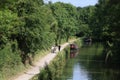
59, 43, 120, 80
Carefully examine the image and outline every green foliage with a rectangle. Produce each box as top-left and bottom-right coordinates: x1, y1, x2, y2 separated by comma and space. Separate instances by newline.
0, 0, 56, 78
50, 2, 78, 43
0, 41, 22, 79
38, 49, 67, 80
0, 0, 17, 9
0, 10, 20, 47
90, 0, 120, 62
76, 6, 95, 37
0, 3, 23, 79
15, 0, 56, 54
0, 41, 21, 69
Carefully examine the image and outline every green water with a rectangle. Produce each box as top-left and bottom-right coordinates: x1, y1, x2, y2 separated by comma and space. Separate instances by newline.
59, 43, 120, 80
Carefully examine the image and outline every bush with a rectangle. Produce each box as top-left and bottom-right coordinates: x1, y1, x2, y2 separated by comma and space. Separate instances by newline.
37, 47, 69, 80
0, 41, 22, 79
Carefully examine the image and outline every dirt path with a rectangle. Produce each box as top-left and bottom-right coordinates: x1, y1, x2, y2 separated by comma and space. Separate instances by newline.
13, 40, 76, 80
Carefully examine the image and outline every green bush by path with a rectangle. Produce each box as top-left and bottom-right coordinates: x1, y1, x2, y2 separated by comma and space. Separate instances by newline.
0, 41, 23, 80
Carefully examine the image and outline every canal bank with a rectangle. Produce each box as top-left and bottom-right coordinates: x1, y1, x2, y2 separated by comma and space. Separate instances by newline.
31, 47, 69, 80
31, 39, 82, 80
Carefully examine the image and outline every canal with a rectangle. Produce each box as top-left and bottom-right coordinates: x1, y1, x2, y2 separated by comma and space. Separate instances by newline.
58, 43, 120, 80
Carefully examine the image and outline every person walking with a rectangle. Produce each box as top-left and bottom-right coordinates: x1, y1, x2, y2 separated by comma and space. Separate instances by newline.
58, 45, 61, 51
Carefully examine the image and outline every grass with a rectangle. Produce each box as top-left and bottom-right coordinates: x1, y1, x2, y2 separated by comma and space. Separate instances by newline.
33, 49, 51, 63
6, 49, 51, 80
0, 63, 26, 80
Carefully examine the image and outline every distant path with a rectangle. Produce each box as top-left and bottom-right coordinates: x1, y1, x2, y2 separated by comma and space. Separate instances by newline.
13, 39, 76, 80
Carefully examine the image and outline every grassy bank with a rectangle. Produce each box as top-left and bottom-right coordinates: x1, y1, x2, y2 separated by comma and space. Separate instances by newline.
0, 63, 25, 80
31, 46, 70, 80
0, 49, 50, 80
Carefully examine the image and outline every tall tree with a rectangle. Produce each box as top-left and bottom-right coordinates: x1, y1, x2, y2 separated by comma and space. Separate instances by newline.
50, 2, 78, 44
76, 6, 95, 37
15, 0, 56, 64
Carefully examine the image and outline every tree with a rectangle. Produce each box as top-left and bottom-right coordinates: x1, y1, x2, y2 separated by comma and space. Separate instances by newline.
92, 0, 120, 62
76, 6, 95, 37
50, 2, 78, 44
15, 0, 56, 64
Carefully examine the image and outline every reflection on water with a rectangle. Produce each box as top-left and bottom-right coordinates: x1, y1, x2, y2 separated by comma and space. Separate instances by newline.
59, 43, 120, 80
72, 63, 89, 80
70, 50, 78, 58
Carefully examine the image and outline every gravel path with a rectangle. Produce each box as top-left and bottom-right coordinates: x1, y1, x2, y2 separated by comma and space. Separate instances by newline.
13, 40, 75, 80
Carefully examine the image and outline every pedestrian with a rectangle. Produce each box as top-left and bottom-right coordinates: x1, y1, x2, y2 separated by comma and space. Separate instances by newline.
51, 46, 54, 53
58, 45, 61, 51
